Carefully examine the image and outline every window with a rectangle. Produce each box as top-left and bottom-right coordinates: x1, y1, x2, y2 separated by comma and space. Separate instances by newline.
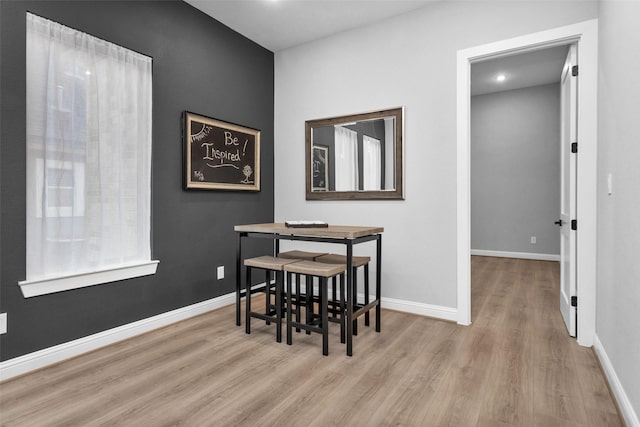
20, 13, 157, 298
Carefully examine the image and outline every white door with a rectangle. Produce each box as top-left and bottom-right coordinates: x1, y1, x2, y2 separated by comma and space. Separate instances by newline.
559, 44, 578, 337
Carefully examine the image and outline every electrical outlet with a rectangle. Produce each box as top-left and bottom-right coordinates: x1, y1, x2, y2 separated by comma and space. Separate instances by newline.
0, 313, 7, 335
530, 236, 537, 244
217, 266, 224, 280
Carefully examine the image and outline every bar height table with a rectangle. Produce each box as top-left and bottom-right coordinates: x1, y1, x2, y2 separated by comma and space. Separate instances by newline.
234, 223, 383, 356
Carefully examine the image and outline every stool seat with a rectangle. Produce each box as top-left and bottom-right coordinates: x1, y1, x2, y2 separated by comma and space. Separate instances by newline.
284, 260, 346, 277
316, 254, 370, 268
277, 250, 328, 261
244, 256, 299, 270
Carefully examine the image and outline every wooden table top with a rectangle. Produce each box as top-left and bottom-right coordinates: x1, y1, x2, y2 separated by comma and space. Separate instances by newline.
234, 223, 384, 239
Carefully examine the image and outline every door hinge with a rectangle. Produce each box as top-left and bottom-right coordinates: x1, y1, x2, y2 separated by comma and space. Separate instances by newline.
571, 219, 577, 230
572, 65, 579, 77
571, 296, 578, 307
571, 142, 578, 153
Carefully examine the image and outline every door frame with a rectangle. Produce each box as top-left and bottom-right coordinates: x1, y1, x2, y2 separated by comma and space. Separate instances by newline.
456, 19, 598, 347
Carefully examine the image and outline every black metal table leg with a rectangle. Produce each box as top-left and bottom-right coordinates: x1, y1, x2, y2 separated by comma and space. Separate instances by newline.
295, 273, 301, 332
346, 240, 353, 356
364, 263, 370, 327
236, 232, 243, 326
305, 275, 313, 335
376, 233, 382, 333
340, 273, 345, 344
286, 271, 293, 345
245, 266, 252, 333
321, 277, 329, 356
275, 270, 283, 343
352, 266, 358, 336
265, 270, 272, 325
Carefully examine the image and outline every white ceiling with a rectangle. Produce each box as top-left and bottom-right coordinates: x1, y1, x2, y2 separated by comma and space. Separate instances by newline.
471, 45, 570, 96
185, 0, 570, 96
184, 0, 439, 52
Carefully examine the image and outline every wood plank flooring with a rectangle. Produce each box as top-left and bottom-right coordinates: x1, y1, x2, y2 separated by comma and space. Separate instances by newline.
0, 256, 623, 426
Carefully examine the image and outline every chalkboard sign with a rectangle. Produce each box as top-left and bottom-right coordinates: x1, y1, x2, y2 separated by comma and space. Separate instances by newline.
184, 111, 260, 191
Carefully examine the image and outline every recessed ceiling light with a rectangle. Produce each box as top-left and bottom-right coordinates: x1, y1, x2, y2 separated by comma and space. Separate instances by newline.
496, 74, 506, 82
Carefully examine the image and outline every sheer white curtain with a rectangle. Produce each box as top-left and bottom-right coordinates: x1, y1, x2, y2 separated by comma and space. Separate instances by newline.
334, 126, 359, 191
26, 13, 152, 281
362, 135, 382, 190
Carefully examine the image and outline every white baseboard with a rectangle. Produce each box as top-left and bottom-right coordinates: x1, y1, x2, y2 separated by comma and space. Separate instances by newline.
471, 249, 560, 262
381, 296, 458, 322
306, 279, 458, 323
593, 334, 640, 427
0, 292, 236, 382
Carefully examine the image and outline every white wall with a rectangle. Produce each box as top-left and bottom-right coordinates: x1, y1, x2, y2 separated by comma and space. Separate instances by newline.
274, 1, 597, 310
471, 84, 560, 257
597, 0, 640, 424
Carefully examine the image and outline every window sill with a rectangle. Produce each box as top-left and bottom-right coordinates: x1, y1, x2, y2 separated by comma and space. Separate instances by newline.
18, 260, 159, 298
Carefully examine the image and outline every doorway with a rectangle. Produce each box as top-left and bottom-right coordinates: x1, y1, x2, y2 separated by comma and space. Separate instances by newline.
456, 20, 598, 347
469, 44, 572, 334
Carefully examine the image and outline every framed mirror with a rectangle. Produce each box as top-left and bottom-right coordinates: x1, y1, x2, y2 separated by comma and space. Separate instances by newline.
305, 107, 403, 200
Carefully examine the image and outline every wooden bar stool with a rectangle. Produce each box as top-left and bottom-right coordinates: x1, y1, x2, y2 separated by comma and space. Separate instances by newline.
316, 253, 372, 335
277, 250, 328, 332
245, 256, 300, 343
284, 260, 346, 356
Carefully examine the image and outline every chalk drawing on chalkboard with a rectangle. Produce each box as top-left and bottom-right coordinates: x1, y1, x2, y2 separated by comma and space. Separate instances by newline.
190, 123, 212, 143
242, 165, 254, 184
206, 163, 240, 169
184, 111, 260, 191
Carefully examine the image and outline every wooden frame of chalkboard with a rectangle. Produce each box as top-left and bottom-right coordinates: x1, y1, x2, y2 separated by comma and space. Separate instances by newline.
183, 111, 260, 191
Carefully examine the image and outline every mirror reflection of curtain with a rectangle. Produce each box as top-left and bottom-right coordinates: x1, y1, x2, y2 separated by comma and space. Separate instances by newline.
384, 118, 395, 190
362, 135, 382, 190
334, 126, 359, 191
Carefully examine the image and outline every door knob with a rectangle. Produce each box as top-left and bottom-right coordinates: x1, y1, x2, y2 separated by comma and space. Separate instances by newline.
554, 219, 564, 226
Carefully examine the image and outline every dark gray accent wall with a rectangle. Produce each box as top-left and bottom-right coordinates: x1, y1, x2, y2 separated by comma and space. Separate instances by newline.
0, 0, 274, 360
471, 83, 560, 256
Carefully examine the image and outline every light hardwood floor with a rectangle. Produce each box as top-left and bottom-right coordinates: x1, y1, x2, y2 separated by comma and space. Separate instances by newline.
0, 257, 623, 426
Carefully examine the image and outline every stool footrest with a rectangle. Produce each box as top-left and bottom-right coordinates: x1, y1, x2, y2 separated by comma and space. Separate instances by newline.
239, 283, 270, 298
290, 321, 323, 335
352, 299, 379, 320
250, 312, 278, 323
